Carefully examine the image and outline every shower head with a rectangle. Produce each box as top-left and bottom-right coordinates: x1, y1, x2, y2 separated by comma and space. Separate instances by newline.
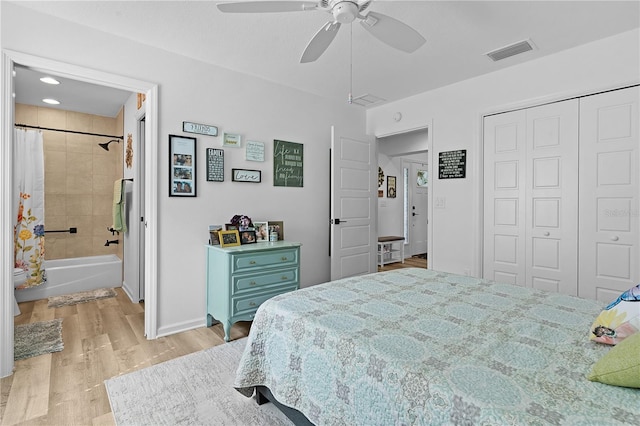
99, 139, 121, 151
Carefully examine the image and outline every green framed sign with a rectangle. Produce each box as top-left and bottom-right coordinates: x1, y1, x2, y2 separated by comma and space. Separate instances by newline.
273, 140, 303, 187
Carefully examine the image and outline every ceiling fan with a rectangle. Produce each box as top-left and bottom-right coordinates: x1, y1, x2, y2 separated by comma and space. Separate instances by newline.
217, 0, 426, 63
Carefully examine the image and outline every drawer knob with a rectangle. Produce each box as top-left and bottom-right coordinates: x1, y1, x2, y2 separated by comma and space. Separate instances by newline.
281, 276, 288, 280
249, 302, 256, 307
249, 260, 256, 265
249, 281, 256, 286
281, 256, 288, 261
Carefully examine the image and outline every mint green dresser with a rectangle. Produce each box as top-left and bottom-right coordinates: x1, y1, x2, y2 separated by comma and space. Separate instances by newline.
206, 241, 301, 341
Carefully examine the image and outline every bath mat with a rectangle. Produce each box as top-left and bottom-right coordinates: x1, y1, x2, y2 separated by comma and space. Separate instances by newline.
48, 287, 117, 308
14, 318, 64, 361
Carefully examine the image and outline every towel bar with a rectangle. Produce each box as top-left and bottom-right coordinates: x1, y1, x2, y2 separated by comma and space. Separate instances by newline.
45, 227, 77, 234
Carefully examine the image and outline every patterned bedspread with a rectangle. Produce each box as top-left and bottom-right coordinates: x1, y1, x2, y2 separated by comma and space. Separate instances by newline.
234, 268, 639, 425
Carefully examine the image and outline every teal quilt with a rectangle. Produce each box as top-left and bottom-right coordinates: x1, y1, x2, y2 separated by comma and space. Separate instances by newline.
234, 268, 639, 425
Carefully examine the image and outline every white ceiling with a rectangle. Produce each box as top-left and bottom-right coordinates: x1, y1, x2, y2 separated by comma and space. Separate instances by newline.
11, 0, 640, 116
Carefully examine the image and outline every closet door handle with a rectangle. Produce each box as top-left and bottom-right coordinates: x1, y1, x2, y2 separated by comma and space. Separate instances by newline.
611, 236, 619, 241
543, 232, 550, 236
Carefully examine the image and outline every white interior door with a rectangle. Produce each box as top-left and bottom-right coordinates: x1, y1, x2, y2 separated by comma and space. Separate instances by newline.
137, 116, 146, 301
330, 126, 376, 281
525, 99, 578, 295
409, 161, 428, 256
579, 86, 639, 302
483, 110, 527, 286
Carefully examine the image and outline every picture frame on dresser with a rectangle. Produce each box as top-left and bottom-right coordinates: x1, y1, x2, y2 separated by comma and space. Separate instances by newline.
269, 221, 284, 241
219, 230, 240, 247
240, 230, 257, 244
253, 221, 269, 242
208, 224, 224, 245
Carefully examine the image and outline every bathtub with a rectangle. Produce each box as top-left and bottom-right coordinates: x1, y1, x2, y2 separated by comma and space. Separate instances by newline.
15, 254, 122, 303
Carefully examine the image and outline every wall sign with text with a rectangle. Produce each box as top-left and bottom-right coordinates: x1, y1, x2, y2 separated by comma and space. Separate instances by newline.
245, 140, 265, 162
183, 121, 218, 137
438, 149, 467, 179
206, 148, 224, 182
232, 168, 261, 183
273, 140, 303, 187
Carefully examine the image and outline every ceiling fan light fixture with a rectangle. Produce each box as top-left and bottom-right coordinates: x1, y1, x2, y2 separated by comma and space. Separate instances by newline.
332, 1, 358, 23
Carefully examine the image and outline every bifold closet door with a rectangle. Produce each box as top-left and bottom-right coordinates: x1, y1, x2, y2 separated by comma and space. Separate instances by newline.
484, 100, 578, 294
579, 86, 640, 302
524, 100, 578, 296
483, 110, 527, 286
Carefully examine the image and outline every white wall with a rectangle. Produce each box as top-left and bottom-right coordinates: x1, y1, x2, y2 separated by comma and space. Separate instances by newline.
2, 2, 365, 336
377, 153, 403, 237
367, 28, 640, 276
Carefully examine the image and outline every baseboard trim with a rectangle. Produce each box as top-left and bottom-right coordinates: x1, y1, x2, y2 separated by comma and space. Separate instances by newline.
156, 318, 205, 338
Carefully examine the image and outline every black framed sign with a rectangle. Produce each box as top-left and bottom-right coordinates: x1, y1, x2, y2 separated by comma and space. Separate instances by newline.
232, 168, 261, 183
206, 148, 224, 182
438, 149, 467, 179
169, 134, 197, 197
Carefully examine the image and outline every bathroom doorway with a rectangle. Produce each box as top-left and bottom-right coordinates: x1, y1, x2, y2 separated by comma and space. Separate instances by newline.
1, 51, 159, 377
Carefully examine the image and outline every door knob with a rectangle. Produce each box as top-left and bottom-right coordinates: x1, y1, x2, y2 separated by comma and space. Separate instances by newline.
543, 232, 550, 236
611, 236, 619, 241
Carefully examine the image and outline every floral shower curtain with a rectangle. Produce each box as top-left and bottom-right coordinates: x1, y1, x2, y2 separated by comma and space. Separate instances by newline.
13, 128, 46, 288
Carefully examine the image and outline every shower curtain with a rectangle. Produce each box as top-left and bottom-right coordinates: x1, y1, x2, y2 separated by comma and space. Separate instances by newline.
13, 128, 46, 288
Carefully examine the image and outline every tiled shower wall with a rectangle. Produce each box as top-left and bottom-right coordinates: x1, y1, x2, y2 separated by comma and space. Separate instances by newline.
15, 104, 124, 260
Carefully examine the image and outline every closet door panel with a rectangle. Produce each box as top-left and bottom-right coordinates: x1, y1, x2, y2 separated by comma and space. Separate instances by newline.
580, 86, 640, 301
525, 100, 579, 296
483, 111, 526, 286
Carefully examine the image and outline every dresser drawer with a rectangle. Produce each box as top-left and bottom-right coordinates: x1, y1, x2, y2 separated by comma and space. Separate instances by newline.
232, 267, 299, 295
231, 285, 297, 317
231, 248, 298, 272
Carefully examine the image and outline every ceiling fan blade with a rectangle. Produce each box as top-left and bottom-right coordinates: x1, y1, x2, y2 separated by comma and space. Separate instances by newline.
359, 11, 425, 53
300, 21, 341, 63
217, 1, 317, 13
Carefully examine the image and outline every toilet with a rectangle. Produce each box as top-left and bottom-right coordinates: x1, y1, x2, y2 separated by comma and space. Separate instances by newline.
13, 268, 26, 316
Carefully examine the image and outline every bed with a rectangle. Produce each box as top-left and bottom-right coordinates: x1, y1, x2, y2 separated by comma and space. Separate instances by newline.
233, 268, 639, 425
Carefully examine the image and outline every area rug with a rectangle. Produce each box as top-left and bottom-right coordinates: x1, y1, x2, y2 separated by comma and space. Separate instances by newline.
14, 318, 64, 361
105, 338, 292, 426
47, 287, 117, 308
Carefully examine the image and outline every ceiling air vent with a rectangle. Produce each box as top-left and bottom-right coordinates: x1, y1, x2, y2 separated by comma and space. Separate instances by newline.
351, 93, 386, 107
485, 39, 535, 62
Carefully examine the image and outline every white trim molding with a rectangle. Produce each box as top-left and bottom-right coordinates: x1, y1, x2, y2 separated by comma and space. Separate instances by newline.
1, 52, 16, 378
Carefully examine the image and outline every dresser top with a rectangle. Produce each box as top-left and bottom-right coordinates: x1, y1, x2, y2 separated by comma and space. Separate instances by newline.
206, 241, 301, 253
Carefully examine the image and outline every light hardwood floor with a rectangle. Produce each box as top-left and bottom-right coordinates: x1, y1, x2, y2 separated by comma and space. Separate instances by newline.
1, 258, 426, 425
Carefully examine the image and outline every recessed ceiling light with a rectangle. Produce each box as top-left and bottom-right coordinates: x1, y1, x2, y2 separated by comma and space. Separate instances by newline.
40, 76, 60, 85
42, 98, 60, 105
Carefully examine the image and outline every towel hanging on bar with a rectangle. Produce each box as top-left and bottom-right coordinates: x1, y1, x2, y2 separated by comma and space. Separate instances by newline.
111, 179, 127, 233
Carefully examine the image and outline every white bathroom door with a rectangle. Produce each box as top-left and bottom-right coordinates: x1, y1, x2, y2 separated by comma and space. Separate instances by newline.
483, 110, 527, 286
137, 116, 146, 301
330, 126, 376, 281
524, 99, 579, 296
579, 86, 640, 301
